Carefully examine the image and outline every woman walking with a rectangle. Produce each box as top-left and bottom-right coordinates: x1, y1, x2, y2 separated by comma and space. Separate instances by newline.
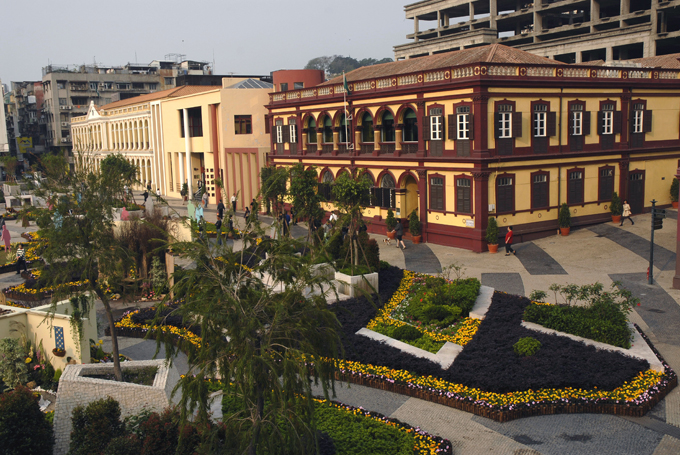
620, 201, 634, 226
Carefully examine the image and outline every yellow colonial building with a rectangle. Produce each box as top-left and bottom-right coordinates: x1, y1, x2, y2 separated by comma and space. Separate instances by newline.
267, 44, 680, 251
71, 78, 272, 208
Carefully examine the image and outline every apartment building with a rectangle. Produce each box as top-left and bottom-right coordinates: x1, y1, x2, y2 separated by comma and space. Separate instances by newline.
395, 0, 680, 64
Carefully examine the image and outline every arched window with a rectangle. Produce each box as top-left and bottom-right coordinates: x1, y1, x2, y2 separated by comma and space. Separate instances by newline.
339, 113, 348, 143
361, 112, 374, 143
307, 118, 317, 144
381, 112, 395, 142
403, 108, 418, 142
322, 115, 333, 143
372, 173, 395, 208
318, 169, 334, 201
381, 174, 395, 189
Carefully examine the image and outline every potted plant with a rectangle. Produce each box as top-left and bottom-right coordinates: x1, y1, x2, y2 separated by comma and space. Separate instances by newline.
558, 203, 571, 236
52, 348, 66, 357
671, 178, 679, 209
408, 209, 422, 244
180, 182, 188, 202
610, 191, 623, 223
486, 217, 499, 253
385, 208, 397, 240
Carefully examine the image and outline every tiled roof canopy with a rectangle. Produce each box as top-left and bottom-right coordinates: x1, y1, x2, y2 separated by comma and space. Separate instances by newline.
101, 85, 220, 110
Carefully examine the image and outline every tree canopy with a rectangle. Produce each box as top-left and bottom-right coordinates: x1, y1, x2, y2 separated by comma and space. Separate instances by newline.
305, 55, 393, 78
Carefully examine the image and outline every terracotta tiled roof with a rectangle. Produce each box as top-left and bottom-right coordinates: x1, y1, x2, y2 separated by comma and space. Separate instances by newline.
628, 54, 680, 69
322, 44, 563, 85
101, 85, 220, 110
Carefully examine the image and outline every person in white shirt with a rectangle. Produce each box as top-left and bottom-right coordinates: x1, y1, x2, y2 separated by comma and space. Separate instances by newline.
231, 193, 237, 212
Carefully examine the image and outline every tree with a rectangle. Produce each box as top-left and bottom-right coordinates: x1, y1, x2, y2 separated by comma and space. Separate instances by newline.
155, 230, 342, 454
260, 165, 288, 220
0, 386, 54, 455
305, 55, 394, 78
331, 170, 373, 270
288, 164, 324, 244
0, 156, 19, 182
33, 153, 140, 381
304, 55, 337, 73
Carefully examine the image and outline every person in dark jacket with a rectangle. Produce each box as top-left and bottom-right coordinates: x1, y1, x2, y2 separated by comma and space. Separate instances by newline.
217, 200, 225, 219
395, 219, 406, 250
215, 217, 223, 246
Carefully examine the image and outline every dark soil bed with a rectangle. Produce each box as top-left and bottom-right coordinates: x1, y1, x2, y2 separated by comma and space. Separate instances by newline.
330, 268, 650, 393
82, 366, 158, 386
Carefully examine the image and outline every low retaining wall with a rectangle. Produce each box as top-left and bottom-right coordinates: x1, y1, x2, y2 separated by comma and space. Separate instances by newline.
52, 360, 180, 455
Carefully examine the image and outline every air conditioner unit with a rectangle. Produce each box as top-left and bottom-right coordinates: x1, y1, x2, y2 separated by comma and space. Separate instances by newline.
67, 106, 73, 110
61, 138, 69, 143
61, 122, 69, 127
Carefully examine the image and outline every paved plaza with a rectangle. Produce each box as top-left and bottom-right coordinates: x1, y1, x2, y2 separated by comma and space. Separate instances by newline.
34, 196, 680, 454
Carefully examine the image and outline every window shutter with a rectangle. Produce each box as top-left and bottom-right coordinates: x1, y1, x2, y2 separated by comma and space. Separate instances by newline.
643, 110, 652, 132
422, 116, 430, 140
512, 112, 522, 138
613, 111, 622, 135
568, 112, 575, 135
441, 116, 446, 140
468, 113, 473, 138
494, 113, 501, 139
264, 115, 270, 134
583, 111, 591, 135
547, 111, 556, 137
596, 111, 603, 135
448, 115, 456, 140
282, 127, 290, 143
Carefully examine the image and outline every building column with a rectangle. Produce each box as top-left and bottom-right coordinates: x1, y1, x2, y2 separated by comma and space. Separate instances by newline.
590, 0, 600, 33
182, 108, 192, 196
473, 170, 491, 253
469, 2, 475, 21
490, 0, 497, 29
618, 158, 630, 200
414, 15, 419, 42
606, 47, 613, 62
472, 92, 489, 158
210, 104, 221, 204
178, 152, 185, 194
417, 169, 428, 243
417, 101, 426, 157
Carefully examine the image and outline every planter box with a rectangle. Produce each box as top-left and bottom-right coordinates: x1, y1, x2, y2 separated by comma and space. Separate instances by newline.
52, 360, 180, 455
335, 271, 379, 297
311, 262, 335, 280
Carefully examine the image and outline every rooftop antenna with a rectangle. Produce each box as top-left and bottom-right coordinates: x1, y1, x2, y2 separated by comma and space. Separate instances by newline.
135, 51, 137, 63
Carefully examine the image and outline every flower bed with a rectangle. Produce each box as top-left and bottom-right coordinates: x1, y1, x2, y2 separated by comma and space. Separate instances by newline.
3, 267, 89, 301
0, 241, 44, 274
111, 266, 677, 422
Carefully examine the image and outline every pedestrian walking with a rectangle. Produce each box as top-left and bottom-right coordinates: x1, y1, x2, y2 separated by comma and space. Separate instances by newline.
1, 225, 10, 252
143, 190, 149, 203
505, 226, 516, 256
202, 191, 209, 209
244, 207, 251, 222
291, 206, 297, 225
620, 201, 634, 226
146, 181, 152, 192
215, 217, 223, 246
15, 244, 27, 275
231, 193, 237, 212
217, 200, 225, 219
198, 216, 206, 241
283, 211, 290, 237
156, 188, 161, 202
395, 219, 406, 250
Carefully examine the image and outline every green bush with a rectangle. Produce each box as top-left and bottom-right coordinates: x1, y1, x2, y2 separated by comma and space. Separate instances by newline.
408, 209, 421, 236
558, 203, 571, 228
385, 209, 397, 231
0, 338, 28, 390
315, 402, 418, 455
486, 217, 499, 245
391, 324, 423, 342
0, 386, 54, 455
671, 178, 679, 203
610, 192, 623, 215
104, 435, 141, 455
514, 337, 542, 357
68, 397, 124, 455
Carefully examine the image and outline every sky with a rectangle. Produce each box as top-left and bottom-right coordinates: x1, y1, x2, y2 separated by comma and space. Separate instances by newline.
0, 0, 414, 84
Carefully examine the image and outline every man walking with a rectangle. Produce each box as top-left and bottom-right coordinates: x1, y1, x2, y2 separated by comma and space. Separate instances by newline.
395, 219, 406, 250
505, 226, 516, 256
16, 244, 27, 275
231, 193, 237, 213
620, 200, 634, 226
217, 199, 225, 219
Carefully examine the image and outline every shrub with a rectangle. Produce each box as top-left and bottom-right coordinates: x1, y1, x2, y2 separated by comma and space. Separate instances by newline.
514, 337, 542, 356
0, 338, 28, 390
558, 203, 571, 228
104, 435, 141, 455
138, 409, 179, 455
671, 178, 679, 203
421, 304, 453, 322
68, 397, 124, 455
385, 209, 397, 231
391, 324, 422, 342
610, 192, 623, 215
0, 386, 54, 455
408, 209, 421, 236
529, 290, 548, 303
485, 217, 499, 245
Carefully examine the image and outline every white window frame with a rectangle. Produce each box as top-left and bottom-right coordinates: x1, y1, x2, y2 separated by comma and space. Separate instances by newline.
430, 116, 442, 140
533, 105, 547, 137
602, 107, 614, 135
275, 125, 283, 144
572, 111, 582, 136
289, 124, 297, 143
633, 108, 644, 134
457, 113, 470, 140
499, 112, 512, 138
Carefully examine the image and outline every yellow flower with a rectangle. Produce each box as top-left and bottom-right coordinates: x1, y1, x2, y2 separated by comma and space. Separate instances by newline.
25, 357, 32, 364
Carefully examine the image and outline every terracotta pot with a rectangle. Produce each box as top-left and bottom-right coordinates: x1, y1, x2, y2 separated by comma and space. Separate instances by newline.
386, 231, 396, 239
488, 244, 499, 253
412, 235, 422, 244
612, 215, 621, 224
673, 202, 678, 209
560, 227, 570, 236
